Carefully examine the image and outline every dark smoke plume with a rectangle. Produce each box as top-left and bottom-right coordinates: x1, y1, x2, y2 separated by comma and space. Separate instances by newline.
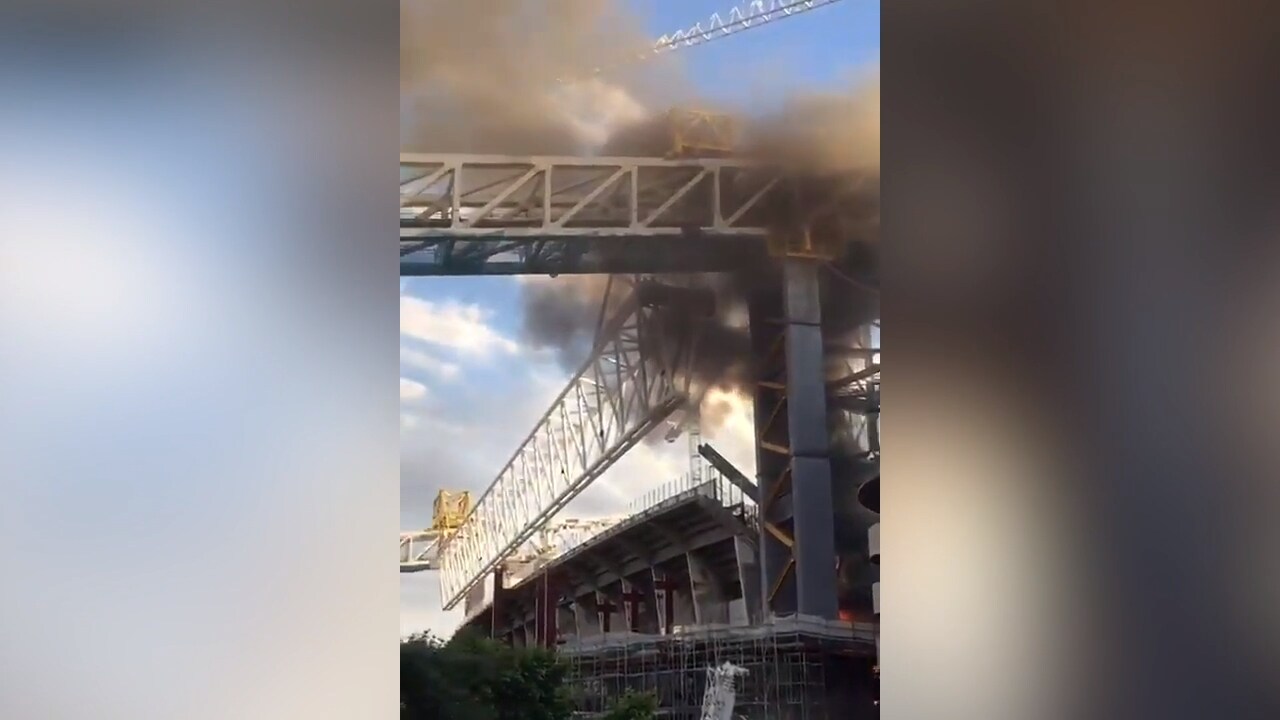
400, 0, 880, 438
400, 0, 686, 154
516, 78, 882, 438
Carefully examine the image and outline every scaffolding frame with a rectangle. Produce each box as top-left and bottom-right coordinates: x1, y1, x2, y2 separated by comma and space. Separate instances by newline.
560, 616, 875, 719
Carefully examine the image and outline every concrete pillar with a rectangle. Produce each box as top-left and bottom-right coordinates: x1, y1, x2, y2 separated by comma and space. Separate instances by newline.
574, 592, 603, 638
687, 549, 729, 625
734, 536, 764, 625
556, 599, 577, 643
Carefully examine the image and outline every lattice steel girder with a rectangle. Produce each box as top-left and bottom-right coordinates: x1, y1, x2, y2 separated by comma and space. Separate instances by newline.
400, 530, 442, 573
400, 153, 872, 275
400, 153, 790, 237
436, 287, 707, 610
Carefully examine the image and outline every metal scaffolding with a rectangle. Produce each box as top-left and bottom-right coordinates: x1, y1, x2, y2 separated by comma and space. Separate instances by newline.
561, 616, 875, 719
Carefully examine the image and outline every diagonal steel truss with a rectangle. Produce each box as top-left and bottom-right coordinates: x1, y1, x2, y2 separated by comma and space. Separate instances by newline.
435, 286, 707, 610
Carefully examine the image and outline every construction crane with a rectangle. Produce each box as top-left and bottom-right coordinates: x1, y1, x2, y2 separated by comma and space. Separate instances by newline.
403, 0, 875, 621
573, 0, 849, 79
653, 0, 847, 56
400, 489, 622, 576
399, 490, 472, 572
432, 279, 716, 609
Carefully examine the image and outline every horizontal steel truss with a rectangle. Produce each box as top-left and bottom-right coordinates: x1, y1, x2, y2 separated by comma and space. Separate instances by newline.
399, 529, 442, 573
436, 289, 703, 610
400, 153, 783, 238
400, 153, 868, 275
401, 519, 622, 576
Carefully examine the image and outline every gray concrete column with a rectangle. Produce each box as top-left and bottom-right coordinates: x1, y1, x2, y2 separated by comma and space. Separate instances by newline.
687, 549, 729, 625
734, 536, 764, 625
574, 592, 603, 638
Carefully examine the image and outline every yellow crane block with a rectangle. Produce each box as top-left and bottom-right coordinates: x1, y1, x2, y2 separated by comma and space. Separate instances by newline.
431, 490, 472, 532
666, 108, 737, 158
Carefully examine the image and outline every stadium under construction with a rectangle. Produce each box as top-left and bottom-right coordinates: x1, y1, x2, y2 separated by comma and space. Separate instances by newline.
400, 95, 880, 716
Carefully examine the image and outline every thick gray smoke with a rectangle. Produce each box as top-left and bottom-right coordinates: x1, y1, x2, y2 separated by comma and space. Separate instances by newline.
401, 0, 880, 437
400, 0, 683, 154
515, 78, 882, 437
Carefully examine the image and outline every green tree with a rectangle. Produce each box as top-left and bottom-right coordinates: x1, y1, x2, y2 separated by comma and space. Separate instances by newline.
603, 689, 659, 720
401, 630, 573, 720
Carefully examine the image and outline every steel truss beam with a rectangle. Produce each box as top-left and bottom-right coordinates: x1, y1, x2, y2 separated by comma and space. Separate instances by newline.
654, 0, 845, 55
400, 517, 622, 576
436, 285, 709, 610
400, 153, 866, 275
400, 529, 442, 573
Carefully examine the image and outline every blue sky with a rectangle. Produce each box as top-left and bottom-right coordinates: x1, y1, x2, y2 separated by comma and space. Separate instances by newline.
634, 0, 879, 98
400, 0, 879, 637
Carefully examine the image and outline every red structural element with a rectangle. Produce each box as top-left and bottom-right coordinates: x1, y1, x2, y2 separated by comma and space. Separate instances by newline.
534, 572, 559, 648
621, 584, 646, 632
490, 566, 507, 642
597, 593, 619, 633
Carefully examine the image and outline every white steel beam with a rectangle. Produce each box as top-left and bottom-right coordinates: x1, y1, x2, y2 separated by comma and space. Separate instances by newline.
399, 529, 442, 573
400, 153, 788, 239
435, 287, 706, 610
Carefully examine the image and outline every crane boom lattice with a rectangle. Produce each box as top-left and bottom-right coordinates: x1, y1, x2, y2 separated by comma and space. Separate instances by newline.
654, 0, 846, 55
436, 286, 709, 610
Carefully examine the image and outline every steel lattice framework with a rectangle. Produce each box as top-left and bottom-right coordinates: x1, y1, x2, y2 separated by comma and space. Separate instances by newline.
400, 153, 797, 275
654, 0, 846, 55
435, 287, 708, 610
399, 529, 444, 573
401, 153, 871, 275
401, 518, 623, 575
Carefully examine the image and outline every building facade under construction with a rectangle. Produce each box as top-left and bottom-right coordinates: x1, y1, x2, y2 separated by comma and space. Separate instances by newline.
454, 413, 879, 718
400, 97, 881, 716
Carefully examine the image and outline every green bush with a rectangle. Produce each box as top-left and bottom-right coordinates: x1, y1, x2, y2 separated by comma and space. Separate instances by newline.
602, 689, 659, 720
401, 630, 573, 720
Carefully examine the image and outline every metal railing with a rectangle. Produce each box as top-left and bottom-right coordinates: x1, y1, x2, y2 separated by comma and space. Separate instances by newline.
622, 468, 757, 527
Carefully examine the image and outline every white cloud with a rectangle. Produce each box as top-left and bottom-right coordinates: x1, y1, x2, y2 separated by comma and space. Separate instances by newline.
400, 347, 461, 380
400, 378, 428, 402
400, 295, 519, 356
